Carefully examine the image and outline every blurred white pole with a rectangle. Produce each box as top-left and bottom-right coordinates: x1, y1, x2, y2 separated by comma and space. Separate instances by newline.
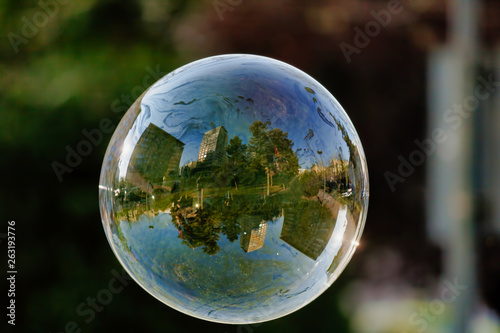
427, 0, 479, 332
488, 53, 500, 234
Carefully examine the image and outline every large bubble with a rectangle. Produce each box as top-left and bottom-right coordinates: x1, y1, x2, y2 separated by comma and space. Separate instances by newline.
99, 54, 369, 324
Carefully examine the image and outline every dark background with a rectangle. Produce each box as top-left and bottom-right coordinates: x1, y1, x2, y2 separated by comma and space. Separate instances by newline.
1, 0, 499, 332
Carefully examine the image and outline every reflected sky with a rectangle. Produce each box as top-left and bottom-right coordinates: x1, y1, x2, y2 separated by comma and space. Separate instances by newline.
114, 207, 346, 322
118, 55, 355, 179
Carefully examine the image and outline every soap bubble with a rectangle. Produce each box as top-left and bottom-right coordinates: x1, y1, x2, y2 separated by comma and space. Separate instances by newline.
99, 54, 369, 324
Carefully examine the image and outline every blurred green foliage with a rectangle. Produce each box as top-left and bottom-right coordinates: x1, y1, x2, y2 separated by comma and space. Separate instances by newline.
0, 0, 351, 332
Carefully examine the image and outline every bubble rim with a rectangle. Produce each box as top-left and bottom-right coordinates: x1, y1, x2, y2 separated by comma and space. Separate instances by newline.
98, 53, 370, 324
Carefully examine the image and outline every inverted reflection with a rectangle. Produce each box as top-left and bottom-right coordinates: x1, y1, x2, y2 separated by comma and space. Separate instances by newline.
99, 54, 369, 324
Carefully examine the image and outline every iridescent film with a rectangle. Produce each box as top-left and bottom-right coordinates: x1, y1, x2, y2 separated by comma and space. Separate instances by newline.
99, 54, 369, 324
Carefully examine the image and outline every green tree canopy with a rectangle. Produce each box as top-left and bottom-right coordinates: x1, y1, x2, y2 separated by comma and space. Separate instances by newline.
248, 121, 299, 179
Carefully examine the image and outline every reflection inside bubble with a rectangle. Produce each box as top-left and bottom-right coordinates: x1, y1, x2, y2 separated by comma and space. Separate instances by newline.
99, 54, 369, 324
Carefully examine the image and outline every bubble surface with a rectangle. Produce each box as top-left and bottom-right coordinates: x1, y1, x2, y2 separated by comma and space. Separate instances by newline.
99, 54, 369, 324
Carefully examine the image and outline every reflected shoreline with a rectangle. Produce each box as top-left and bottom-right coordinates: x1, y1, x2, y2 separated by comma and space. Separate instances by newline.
111, 119, 362, 257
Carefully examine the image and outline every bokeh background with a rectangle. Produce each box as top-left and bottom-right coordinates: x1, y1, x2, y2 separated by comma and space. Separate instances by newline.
1, 0, 499, 332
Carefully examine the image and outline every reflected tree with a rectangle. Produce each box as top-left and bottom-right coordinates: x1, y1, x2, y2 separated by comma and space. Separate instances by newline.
248, 120, 299, 184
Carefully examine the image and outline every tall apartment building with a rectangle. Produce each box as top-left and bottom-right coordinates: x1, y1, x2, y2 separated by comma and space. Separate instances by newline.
126, 123, 185, 191
280, 205, 336, 260
240, 218, 268, 253
197, 126, 228, 167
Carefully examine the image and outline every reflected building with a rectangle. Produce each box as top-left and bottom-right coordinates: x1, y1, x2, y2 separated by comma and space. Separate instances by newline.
180, 161, 197, 176
327, 250, 343, 276
280, 207, 336, 260
197, 126, 228, 167
125, 207, 141, 222
311, 159, 348, 181
126, 123, 185, 192
119, 203, 150, 223
348, 150, 363, 197
240, 218, 268, 253
330, 159, 348, 177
